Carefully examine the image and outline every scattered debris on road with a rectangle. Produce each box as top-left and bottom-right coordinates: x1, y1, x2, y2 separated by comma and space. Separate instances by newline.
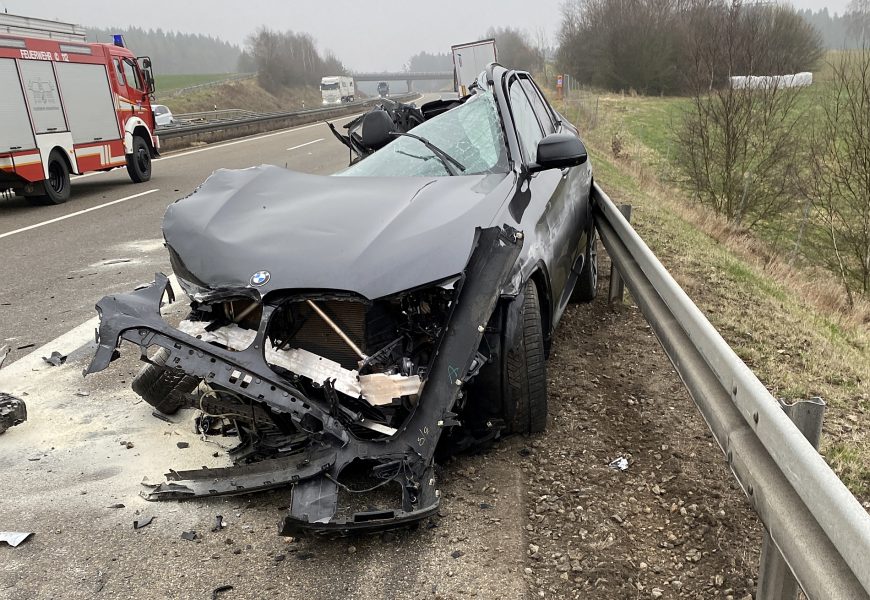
211, 515, 225, 532
0, 393, 27, 434
41, 351, 67, 367
150, 410, 172, 423
0, 532, 32, 547
212, 585, 233, 600
180, 530, 197, 541
608, 456, 629, 471
0, 344, 8, 369
132, 517, 153, 530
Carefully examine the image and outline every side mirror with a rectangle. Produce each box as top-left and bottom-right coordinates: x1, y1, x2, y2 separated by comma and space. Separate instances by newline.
529, 133, 588, 173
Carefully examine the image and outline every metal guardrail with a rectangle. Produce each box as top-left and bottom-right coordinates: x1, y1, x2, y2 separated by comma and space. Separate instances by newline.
593, 183, 870, 600
157, 93, 420, 140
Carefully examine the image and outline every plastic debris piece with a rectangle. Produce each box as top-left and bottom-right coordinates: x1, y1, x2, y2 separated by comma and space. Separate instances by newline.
608, 457, 629, 471
151, 411, 172, 423
0, 345, 9, 369
0, 532, 33, 547
211, 515, 225, 532
41, 351, 68, 367
0, 394, 27, 434
107, 503, 125, 509
212, 586, 233, 600
181, 530, 197, 541
176, 441, 189, 449
133, 516, 154, 529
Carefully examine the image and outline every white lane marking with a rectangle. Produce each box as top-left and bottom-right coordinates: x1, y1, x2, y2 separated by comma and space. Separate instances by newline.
0, 189, 159, 240
0, 274, 181, 388
287, 138, 323, 152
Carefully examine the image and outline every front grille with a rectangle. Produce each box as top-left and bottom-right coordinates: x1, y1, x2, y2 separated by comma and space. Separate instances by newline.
291, 300, 367, 370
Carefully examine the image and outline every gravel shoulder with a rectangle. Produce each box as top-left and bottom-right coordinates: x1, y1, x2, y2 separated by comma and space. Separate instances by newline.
519, 255, 762, 600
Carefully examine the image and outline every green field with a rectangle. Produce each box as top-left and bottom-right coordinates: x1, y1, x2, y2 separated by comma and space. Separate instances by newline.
153, 73, 242, 93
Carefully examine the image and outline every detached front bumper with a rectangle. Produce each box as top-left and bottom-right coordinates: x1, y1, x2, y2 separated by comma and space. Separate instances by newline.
85, 226, 522, 534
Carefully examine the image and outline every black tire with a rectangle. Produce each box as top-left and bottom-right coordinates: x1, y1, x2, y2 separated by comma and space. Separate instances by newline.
507, 281, 548, 434
131, 348, 199, 415
126, 136, 152, 183
29, 151, 71, 205
571, 225, 598, 303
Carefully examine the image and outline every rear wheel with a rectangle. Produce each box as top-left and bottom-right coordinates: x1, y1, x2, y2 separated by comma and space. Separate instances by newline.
131, 348, 199, 415
126, 136, 152, 183
28, 151, 70, 205
571, 225, 598, 303
507, 281, 548, 434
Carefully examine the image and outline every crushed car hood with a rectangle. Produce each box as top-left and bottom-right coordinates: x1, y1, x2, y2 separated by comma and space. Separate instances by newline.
164, 165, 512, 299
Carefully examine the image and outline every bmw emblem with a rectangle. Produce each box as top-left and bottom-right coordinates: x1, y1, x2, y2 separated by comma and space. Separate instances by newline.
250, 270, 271, 287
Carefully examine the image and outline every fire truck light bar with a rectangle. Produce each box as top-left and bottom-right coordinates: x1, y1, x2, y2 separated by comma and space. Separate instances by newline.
113, 34, 125, 48
59, 43, 92, 55
0, 37, 26, 49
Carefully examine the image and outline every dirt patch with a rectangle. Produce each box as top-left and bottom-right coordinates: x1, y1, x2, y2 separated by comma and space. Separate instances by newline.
520, 257, 762, 599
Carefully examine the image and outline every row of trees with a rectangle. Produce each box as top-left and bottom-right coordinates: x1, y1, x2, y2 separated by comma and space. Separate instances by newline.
557, 0, 822, 95
87, 27, 242, 74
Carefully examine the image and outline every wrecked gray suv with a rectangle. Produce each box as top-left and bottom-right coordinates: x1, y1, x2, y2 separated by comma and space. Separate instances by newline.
85, 65, 596, 534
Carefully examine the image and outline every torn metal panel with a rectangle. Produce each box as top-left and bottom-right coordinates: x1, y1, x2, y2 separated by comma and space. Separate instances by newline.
177, 319, 423, 406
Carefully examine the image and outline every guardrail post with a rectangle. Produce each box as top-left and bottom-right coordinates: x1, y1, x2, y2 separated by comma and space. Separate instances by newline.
757, 397, 826, 600
607, 204, 632, 304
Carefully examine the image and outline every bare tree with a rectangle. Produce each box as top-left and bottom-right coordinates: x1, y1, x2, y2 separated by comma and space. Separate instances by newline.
801, 48, 870, 303
675, 0, 807, 228
246, 28, 345, 93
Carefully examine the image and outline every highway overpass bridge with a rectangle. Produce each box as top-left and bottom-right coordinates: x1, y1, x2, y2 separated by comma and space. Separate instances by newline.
352, 71, 453, 92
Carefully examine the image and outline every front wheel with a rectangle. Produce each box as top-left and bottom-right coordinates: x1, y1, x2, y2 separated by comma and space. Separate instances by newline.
131, 348, 199, 414
506, 281, 548, 434
126, 136, 152, 183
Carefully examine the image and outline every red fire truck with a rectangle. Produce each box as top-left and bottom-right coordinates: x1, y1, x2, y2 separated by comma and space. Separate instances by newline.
0, 13, 158, 205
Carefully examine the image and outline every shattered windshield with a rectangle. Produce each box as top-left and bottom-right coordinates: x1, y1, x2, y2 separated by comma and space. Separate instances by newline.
339, 92, 509, 177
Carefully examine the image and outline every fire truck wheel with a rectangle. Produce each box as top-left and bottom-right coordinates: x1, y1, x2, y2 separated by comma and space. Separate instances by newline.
126, 136, 152, 183
32, 151, 71, 205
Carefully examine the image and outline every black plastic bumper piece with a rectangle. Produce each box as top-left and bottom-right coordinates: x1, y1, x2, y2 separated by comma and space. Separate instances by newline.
85, 225, 522, 533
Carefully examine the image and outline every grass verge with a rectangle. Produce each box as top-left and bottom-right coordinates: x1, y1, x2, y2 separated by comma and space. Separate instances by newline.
555, 96, 870, 502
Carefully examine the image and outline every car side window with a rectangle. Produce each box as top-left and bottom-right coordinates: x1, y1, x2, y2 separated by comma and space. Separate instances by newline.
520, 77, 555, 134
509, 78, 544, 164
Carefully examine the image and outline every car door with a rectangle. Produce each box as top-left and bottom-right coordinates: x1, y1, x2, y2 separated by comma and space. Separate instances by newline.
507, 74, 590, 328
521, 76, 592, 319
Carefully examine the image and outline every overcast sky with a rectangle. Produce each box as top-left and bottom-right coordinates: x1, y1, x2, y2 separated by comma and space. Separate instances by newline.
1, 0, 853, 71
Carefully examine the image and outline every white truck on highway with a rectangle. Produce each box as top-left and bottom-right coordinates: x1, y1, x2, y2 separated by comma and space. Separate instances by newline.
451, 39, 497, 96
320, 76, 355, 104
